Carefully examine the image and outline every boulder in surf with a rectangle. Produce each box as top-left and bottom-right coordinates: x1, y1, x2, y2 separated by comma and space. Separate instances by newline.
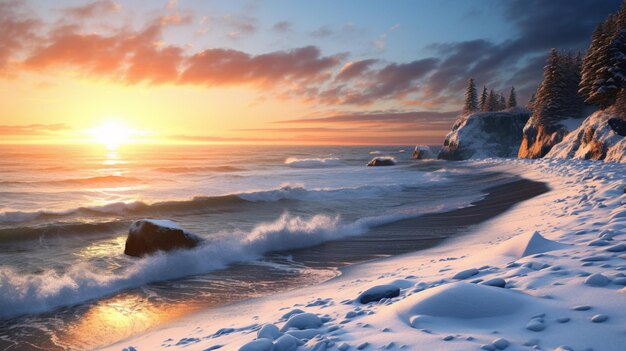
124, 219, 201, 257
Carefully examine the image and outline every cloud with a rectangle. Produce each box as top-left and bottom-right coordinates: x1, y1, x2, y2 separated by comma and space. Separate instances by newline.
180, 46, 342, 88
0, 123, 69, 136
336, 59, 378, 81
275, 110, 458, 126
0, 0, 41, 74
272, 21, 292, 33
63, 0, 120, 18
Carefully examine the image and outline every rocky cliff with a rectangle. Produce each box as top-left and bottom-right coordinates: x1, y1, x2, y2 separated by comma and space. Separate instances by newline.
546, 111, 626, 163
438, 109, 531, 160
518, 112, 589, 159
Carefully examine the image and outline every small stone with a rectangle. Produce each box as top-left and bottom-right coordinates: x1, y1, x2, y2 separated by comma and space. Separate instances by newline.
591, 314, 609, 323
492, 338, 510, 350
585, 273, 611, 287
573, 305, 592, 311
526, 319, 545, 332
481, 345, 496, 351
556, 317, 570, 323
453, 268, 480, 280
442, 335, 454, 341
356, 342, 369, 350
480, 278, 507, 288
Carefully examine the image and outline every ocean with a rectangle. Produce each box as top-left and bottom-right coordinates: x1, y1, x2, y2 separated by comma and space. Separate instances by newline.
0, 144, 527, 350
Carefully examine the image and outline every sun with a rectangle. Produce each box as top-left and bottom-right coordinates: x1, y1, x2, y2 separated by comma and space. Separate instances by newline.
86, 120, 145, 148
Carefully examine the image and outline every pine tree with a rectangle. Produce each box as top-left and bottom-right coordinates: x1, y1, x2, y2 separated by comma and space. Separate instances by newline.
507, 86, 517, 109
534, 49, 584, 125
487, 89, 498, 112
463, 78, 479, 114
479, 86, 488, 112
499, 94, 507, 110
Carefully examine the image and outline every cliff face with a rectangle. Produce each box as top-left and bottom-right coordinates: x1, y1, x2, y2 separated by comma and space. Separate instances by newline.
517, 116, 586, 159
438, 109, 531, 160
546, 111, 626, 163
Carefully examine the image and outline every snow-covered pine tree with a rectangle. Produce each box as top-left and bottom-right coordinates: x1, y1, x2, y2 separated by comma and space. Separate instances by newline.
479, 86, 488, 112
585, 14, 618, 108
579, 23, 606, 101
463, 78, 479, 114
534, 49, 568, 126
507, 86, 517, 109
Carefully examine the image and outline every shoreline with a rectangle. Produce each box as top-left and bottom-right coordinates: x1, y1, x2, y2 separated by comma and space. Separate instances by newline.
101, 159, 626, 351
98, 168, 553, 351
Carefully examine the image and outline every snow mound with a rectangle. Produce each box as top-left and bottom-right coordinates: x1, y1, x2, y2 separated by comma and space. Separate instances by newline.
546, 111, 626, 162
438, 110, 531, 160
394, 282, 528, 321
492, 231, 567, 259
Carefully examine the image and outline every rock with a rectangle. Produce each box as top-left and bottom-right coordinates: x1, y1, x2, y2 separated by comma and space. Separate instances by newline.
612, 277, 626, 285
554, 346, 573, 351
556, 317, 570, 323
257, 324, 282, 340
239, 338, 274, 351
546, 111, 626, 163
481, 344, 497, 350
585, 273, 611, 287
493, 338, 510, 350
479, 278, 507, 288
438, 109, 531, 160
280, 313, 323, 332
572, 305, 592, 311
452, 268, 480, 280
591, 314, 609, 323
280, 309, 305, 320
356, 342, 369, 350
124, 219, 201, 257
606, 243, 626, 252
581, 255, 611, 262
413, 145, 434, 160
526, 319, 545, 332
519, 120, 575, 159
367, 157, 395, 166
357, 284, 400, 304
273, 334, 303, 351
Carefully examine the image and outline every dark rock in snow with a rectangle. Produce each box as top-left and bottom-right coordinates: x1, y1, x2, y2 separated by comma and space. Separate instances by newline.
367, 157, 395, 166
124, 219, 201, 257
358, 284, 400, 304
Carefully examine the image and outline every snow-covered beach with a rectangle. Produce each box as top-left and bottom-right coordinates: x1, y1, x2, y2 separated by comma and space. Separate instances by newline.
104, 158, 626, 351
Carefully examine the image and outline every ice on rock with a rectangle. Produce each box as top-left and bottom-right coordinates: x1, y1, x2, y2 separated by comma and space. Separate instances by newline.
257, 324, 282, 340
239, 338, 274, 351
452, 268, 479, 280
584, 273, 611, 287
280, 313, 323, 331
494, 231, 567, 259
357, 284, 400, 304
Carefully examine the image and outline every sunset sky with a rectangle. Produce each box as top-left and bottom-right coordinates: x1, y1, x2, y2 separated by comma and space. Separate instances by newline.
0, 0, 621, 145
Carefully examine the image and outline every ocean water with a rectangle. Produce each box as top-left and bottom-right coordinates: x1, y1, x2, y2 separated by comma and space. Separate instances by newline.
0, 144, 519, 350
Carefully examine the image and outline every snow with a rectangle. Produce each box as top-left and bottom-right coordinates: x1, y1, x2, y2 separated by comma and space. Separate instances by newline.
546, 110, 626, 162
101, 158, 626, 351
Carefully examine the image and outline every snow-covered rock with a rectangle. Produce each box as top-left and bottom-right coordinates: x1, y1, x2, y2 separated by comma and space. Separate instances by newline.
367, 157, 396, 166
124, 219, 202, 257
518, 116, 585, 159
412, 145, 434, 160
280, 313, 323, 332
546, 111, 626, 162
357, 284, 400, 303
438, 109, 531, 160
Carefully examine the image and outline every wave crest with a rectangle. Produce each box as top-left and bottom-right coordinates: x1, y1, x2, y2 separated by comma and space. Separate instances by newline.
285, 157, 342, 168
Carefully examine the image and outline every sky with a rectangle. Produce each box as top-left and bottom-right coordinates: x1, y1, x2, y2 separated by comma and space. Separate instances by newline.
0, 0, 622, 145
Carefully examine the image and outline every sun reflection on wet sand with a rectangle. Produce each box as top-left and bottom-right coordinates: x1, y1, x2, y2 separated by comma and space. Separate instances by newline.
57, 294, 197, 350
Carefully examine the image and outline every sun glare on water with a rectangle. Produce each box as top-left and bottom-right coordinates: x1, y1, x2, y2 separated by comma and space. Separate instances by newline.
86, 121, 145, 148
